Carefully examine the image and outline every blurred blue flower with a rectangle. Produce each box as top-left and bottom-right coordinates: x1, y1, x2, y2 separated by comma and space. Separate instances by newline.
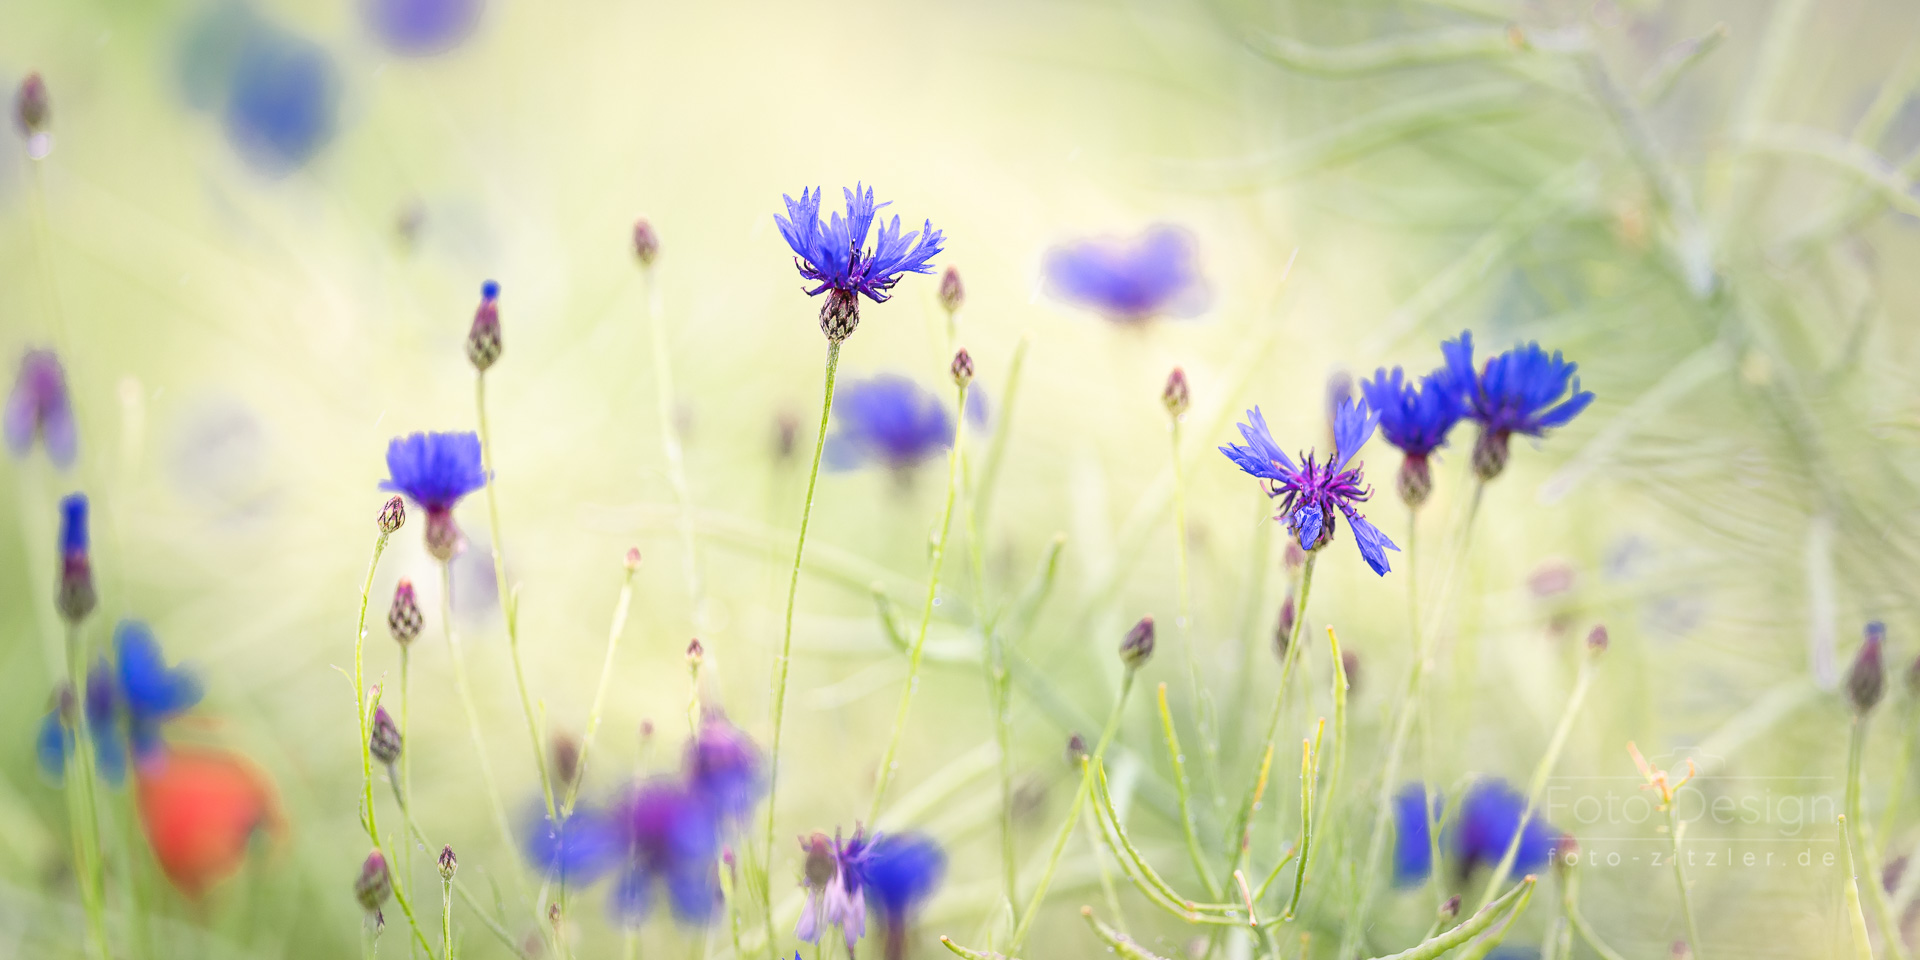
684, 714, 764, 826
365, 0, 482, 56
797, 828, 945, 953
178, 4, 339, 175
607, 781, 723, 927
34, 692, 74, 781
861, 833, 946, 921
1220, 400, 1399, 575
1043, 225, 1210, 324
5, 349, 76, 469
86, 660, 128, 784
825, 374, 956, 472
382, 431, 487, 512
1361, 366, 1463, 460
60, 492, 87, 555
523, 802, 624, 885
1447, 779, 1560, 877
1442, 331, 1594, 480
116, 621, 205, 764
1392, 783, 1435, 886
57, 493, 95, 623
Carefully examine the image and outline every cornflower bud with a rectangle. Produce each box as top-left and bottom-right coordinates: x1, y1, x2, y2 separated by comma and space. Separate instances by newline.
938, 266, 964, 314
1119, 615, 1155, 670
1848, 622, 1887, 715
423, 510, 461, 561
632, 218, 660, 267
355, 850, 392, 912
1162, 367, 1190, 418
378, 495, 406, 535
624, 547, 642, 572
687, 638, 705, 668
438, 845, 457, 880
1397, 454, 1433, 509
466, 280, 502, 371
369, 705, 402, 766
801, 832, 836, 888
820, 288, 860, 343
1438, 895, 1461, 921
551, 732, 581, 789
16, 73, 50, 159
56, 493, 95, 625
1472, 429, 1510, 482
388, 579, 423, 646
1273, 593, 1296, 659
1586, 624, 1609, 655
950, 348, 973, 388
1340, 650, 1361, 696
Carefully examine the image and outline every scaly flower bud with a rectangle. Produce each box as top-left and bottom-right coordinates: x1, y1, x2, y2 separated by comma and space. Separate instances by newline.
1066, 733, 1087, 768
1848, 622, 1887, 715
369, 705, 402, 766
466, 281, 502, 371
1586, 624, 1609, 655
950, 348, 973, 388
1397, 454, 1432, 508
388, 579, 423, 646
56, 493, 94, 625
15, 73, 50, 160
819, 288, 860, 343
378, 495, 406, 535
1438, 895, 1461, 921
624, 547, 642, 572
632, 218, 660, 267
938, 266, 964, 315
355, 850, 392, 912
551, 732, 581, 789
1472, 428, 1510, 482
800, 832, 836, 888
1119, 615, 1155, 670
423, 509, 461, 561
687, 638, 705, 668
1273, 593, 1296, 659
438, 845, 457, 880
1162, 367, 1191, 419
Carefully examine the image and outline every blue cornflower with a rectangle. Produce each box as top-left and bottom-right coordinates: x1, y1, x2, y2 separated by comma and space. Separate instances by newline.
825, 374, 959, 474
1441, 331, 1595, 481
797, 828, 945, 955
34, 689, 75, 781
1392, 783, 1436, 886
366, 0, 482, 55
775, 185, 944, 341
381, 431, 488, 559
116, 621, 205, 765
523, 802, 625, 885
1446, 779, 1560, 878
1360, 365, 1464, 508
87, 660, 128, 784
684, 714, 764, 826
221, 19, 340, 176
1043, 224, 1210, 324
608, 781, 723, 926
56, 493, 95, 624
1220, 400, 1400, 576
5, 349, 76, 469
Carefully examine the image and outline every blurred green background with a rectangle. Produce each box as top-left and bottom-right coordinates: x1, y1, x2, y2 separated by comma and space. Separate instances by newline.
5, 0, 1920, 958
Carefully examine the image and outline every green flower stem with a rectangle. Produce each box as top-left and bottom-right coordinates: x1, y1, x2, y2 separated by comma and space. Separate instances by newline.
440, 870, 455, 960
1232, 551, 1317, 874
1156, 683, 1221, 900
1167, 415, 1220, 828
1843, 815, 1874, 960
867, 378, 970, 824
1848, 718, 1910, 960
1282, 719, 1325, 921
1008, 670, 1136, 953
1559, 865, 1626, 960
62, 619, 110, 960
474, 373, 559, 825
762, 337, 843, 960
1666, 790, 1705, 960
436, 562, 522, 896
562, 558, 639, 818
1473, 653, 1598, 910
1087, 760, 1245, 925
400, 648, 413, 901
1372, 877, 1534, 960
969, 335, 1030, 534
389, 778, 530, 960
1080, 906, 1166, 960
641, 263, 707, 622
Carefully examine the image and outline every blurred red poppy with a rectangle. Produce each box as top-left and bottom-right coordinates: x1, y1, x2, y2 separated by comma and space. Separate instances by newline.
135, 748, 280, 897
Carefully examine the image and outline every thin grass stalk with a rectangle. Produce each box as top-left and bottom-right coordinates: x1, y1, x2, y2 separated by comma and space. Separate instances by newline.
473, 374, 559, 824
1233, 551, 1317, 873
61, 618, 110, 960
1848, 718, 1910, 960
1666, 790, 1705, 960
353, 524, 392, 858
1371, 877, 1535, 960
1156, 683, 1221, 899
1473, 655, 1598, 910
389, 778, 531, 959
867, 377, 971, 823
1842, 815, 1874, 960
1084, 774, 1244, 926
641, 263, 706, 621
400, 648, 413, 895
761, 338, 843, 960
436, 562, 521, 893
562, 558, 639, 818
1168, 414, 1221, 828
1559, 866, 1626, 960
1282, 719, 1325, 921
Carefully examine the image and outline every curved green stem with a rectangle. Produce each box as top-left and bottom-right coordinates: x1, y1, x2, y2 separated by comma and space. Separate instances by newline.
762, 338, 842, 960
437, 563, 520, 885
642, 264, 706, 621
1156, 683, 1220, 899
1667, 795, 1705, 960
1232, 551, 1316, 871
1168, 417, 1220, 832
1474, 656, 1597, 910
1848, 718, 1910, 960
563, 560, 639, 818
353, 532, 391, 864
62, 620, 110, 960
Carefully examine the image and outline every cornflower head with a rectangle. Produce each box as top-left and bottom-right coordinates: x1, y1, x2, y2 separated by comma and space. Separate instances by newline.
824, 374, 977, 475
56, 492, 96, 624
796, 827, 946, 959
36, 661, 131, 784
6, 349, 76, 468
1219, 399, 1399, 575
1043, 224, 1210, 324
380, 431, 487, 560
387, 579, 423, 645
1391, 783, 1436, 886
115, 620, 205, 766
685, 713, 765, 826
1441, 331, 1595, 481
775, 184, 944, 342
365, 0, 481, 56
1446, 779, 1560, 880
524, 780, 724, 928
220, 18, 341, 175
15, 72, 50, 158
1359, 364, 1465, 508
1848, 621, 1887, 715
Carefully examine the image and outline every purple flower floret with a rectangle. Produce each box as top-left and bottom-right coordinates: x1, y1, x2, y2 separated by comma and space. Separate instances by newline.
684, 713, 765, 826
1447, 778, 1561, 878
1360, 366, 1463, 460
5, 349, 76, 469
797, 828, 946, 959
1220, 399, 1399, 576
825, 374, 956, 472
1442, 331, 1595, 480
381, 431, 488, 558
1043, 224, 1210, 324
777, 185, 943, 340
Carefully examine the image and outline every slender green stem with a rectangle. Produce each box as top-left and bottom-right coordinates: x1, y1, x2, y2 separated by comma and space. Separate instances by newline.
642, 264, 706, 622
1843, 815, 1874, 960
354, 530, 392, 866
963, 436, 1018, 923
474, 373, 559, 824
1474, 656, 1597, 910
62, 619, 110, 960
400, 647, 413, 903
971, 335, 1030, 534
1848, 718, 1910, 960
1167, 416, 1219, 821
437, 562, 520, 881
1282, 720, 1324, 921
1666, 793, 1705, 960
1156, 683, 1220, 899
1560, 867, 1626, 960
763, 338, 842, 960
1009, 670, 1135, 953
1233, 552, 1316, 871
388, 779, 529, 959
562, 559, 639, 817
867, 379, 970, 823
441, 871, 455, 960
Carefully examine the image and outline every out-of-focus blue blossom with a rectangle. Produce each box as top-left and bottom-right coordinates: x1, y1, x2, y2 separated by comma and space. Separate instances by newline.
1392, 783, 1435, 886
684, 714, 764, 825
1220, 400, 1399, 575
60, 492, 87, 555
796, 828, 944, 953
86, 660, 127, 784
1442, 331, 1594, 479
1361, 366, 1463, 460
5, 349, 76, 468
1043, 225, 1210, 324
861, 833, 946, 921
1446, 779, 1560, 877
523, 802, 624, 885
178, 4, 339, 175
607, 781, 723, 927
116, 621, 204, 764
35, 691, 74, 780
776, 185, 944, 308
365, 0, 482, 56
382, 431, 487, 512
57, 493, 96, 624
825, 375, 956, 472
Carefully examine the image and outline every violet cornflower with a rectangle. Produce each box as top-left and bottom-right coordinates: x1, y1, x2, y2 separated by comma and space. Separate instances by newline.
825, 374, 978, 474
56, 493, 96, 624
1043, 224, 1210, 324
1391, 783, 1436, 886
1446, 779, 1560, 879
776, 185, 944, 342
115, 620, 205, 765
685, 714, 765, 826
365, 0, 482, 56
380, 431, 488, 560
1220, 399, 1400, 576
5, 349, 76, 469
223, 20, 340, 176
1442, 331, 1595, 481
797, 827, 945, 959
1360, 365, 1464, 508
524, 781, 724, 928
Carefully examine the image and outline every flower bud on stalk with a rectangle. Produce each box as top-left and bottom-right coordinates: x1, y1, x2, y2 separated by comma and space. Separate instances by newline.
466, 281, 502, 371
950, 348, 973, 388
551, 732, 581, 789
388, 580, 423, 646
1273, 594, 1296, 660
1397, 454, 1432, 508
938, 266, 964, 315
1472, 428, 1510, 482
16, 73, 50, 159
56, 493, 94, 625
378, 496, 406, 535
438, 845, 457, 881
355, 850, 392, 912
1162, 367, 1190, 419
1065, 733, 1087, 768
632, 218, 660, 267
1848, 622, 1887, 715
1585, 624, 1609, 655
1119, 616, 1155, 670
819, 288, 860, 343
369, 705, 402, 766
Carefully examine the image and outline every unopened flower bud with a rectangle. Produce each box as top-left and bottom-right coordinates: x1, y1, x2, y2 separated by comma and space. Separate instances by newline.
1397, 455, 1432, 508
355, 850, 392, 912
438, 845, 457, 880
950, 348, 973, 388
16, 73, 50, 159
1438, 895, 1461, 921
687, 639, 705, 667
774, 411, 799, 461
801, 833, 836, 888
819, 288, 860, 342
1273, 594, 1296, 658
1119, 615, 1155, 669
1340, 650, 1361, 696
378, 496, 406, 535
551, 732, 581, 789
389, 579, 423, 646
938, 266, 964, 314
466, 281, 502, 371
1586, 624, 1609, 654
1848, 622, 1888, 715
624, 548, 642, 572
632, 218, 660, 267
56, 493, 94, 625
1066, 733, 1088, 768
1472, 428, 1510, 482
424, 508, 462, 561
369, 705, 402, 766
1162, 367, 1190, 418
